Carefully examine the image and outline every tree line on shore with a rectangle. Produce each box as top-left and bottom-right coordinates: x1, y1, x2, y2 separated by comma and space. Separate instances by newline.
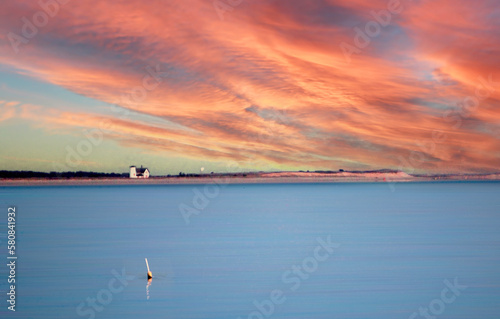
0, 170, 127, 179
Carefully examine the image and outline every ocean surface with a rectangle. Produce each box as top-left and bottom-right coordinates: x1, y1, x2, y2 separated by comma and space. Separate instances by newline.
0, 182, 499, 318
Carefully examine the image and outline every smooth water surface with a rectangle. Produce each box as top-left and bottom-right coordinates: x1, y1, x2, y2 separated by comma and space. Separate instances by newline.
0, 182, 499, 318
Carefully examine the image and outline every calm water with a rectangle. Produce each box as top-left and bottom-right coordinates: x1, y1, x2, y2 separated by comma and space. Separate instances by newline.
0, 182, 499, 318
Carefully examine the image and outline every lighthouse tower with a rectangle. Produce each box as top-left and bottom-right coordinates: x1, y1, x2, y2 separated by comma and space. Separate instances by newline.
129, 166, 137, 178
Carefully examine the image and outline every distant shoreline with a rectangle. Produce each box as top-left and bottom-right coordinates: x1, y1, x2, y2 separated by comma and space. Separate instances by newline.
1, 171, 499, 187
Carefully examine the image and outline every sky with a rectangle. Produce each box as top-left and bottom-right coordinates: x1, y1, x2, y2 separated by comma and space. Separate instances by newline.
0, 0, 499, 175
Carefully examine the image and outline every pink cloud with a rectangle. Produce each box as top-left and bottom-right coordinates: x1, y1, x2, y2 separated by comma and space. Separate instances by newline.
0, 0, 498, 173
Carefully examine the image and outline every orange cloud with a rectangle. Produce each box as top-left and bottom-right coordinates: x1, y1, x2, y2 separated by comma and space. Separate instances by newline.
0, 0, 498, 173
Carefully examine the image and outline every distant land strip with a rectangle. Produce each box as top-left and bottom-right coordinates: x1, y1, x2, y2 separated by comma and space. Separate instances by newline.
0, 170, 499, 186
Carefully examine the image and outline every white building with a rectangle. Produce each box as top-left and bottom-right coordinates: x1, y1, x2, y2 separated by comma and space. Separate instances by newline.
129, 166, 150, 179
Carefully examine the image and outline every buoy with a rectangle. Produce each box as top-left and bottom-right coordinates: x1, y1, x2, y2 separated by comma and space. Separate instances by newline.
145, 258, 153, 279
